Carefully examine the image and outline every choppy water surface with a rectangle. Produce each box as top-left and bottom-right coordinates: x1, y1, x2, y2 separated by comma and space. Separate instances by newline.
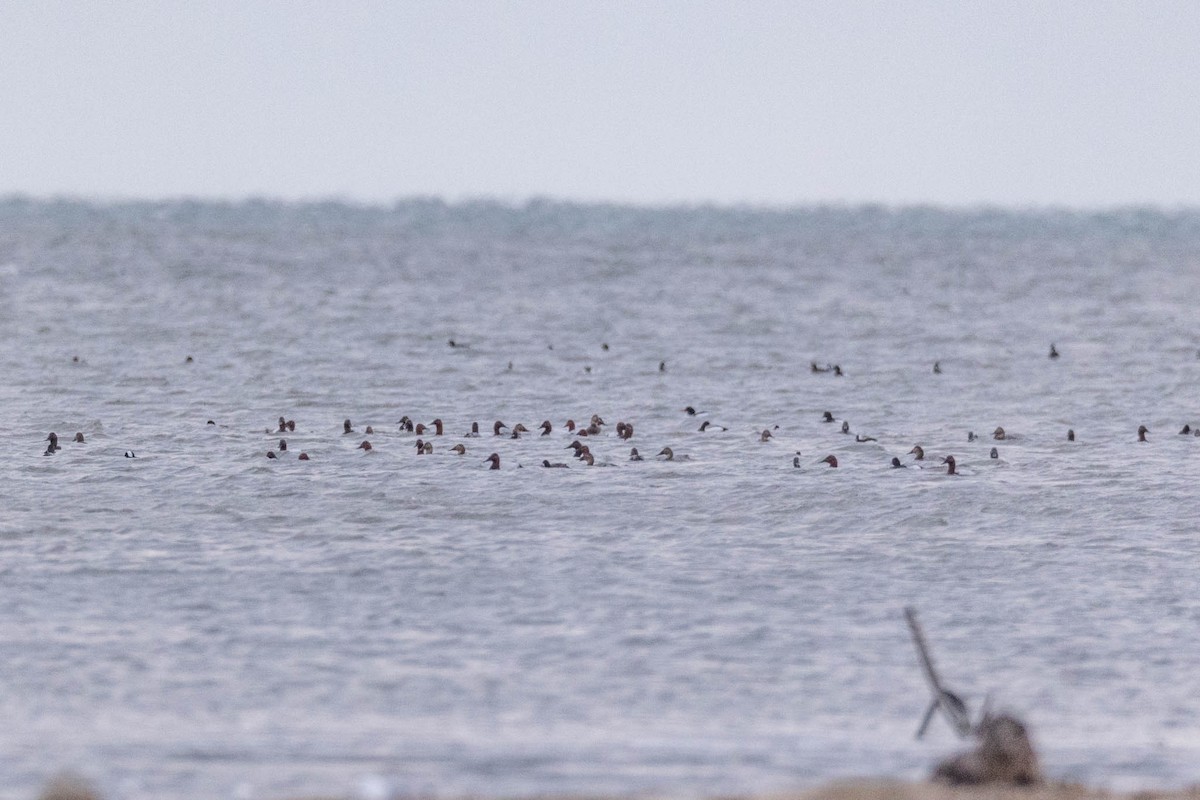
2, 199, 1200, 800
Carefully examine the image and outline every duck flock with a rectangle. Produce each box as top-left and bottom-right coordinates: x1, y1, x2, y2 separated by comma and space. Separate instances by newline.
38, 345, 1191, 471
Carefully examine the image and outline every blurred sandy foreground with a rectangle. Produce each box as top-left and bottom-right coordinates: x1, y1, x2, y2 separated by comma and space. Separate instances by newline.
33, 779, 1200, 800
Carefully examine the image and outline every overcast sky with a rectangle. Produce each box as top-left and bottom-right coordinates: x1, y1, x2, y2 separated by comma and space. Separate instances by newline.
3, 1, 1199, 207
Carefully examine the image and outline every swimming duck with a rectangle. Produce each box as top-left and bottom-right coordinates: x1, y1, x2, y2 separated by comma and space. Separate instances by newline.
629, 448, 643, 461
539, 420, 552, 436
493, 421, 508, 436
43, 432, 60, 456
485, 452, 500, 470
1049, 343, 1060, 359
760, 429, 773, 442
1179, 425, 1191, 435
464, 422, 480, 437
277, 417, 288, 433
1067, 429, 1075, 441
430, 419, 444, 436
821, 455, 838, 468
933, 362, 942, 374
1138, 425, 1149, 442
343, 419, 354, 435
542, 459, 569, 468
841, 421, 850, 434
967, 431, 977, 442
891, 457, 906, 468
909, 445, 926, 460
422, 441, 433, 455
942, 455, 958, 474
699, 420, 727, 432
279, 439, 287, 451
822, 411, 835, 423
657, 447, 690, 461
298, 452, 310, 460
73, 432, 85, 443
992, 427, 1006, 440
358, 440, 373, 451
855, 434, 877, 443
450, 443, 466, 455
683, 406, 702, 416
989, 448, 998, 459
365, 426, 375, 435
266, 451, 277, 459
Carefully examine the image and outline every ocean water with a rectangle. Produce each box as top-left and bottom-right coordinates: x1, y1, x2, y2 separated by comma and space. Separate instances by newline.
1, 199, 1200, 800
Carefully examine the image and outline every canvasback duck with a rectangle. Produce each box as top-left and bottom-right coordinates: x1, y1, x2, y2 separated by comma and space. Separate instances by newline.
821, 455, 838, 468
298, 452, 310, 460
398, 415, 412, 428
450, 443, 466, 455
266, 451, 277, 459
1049, 343, 1060, 359
683, 406, 702, 416
856, 434, 877, 443
617, 421, 633, 440
891, 457, 906, 468
358, 440, 373, 451
539, 420, 552, 436
573, 445, 592, 460
909, 445, 925, 460
841, 421, 850, 434
414, 439, 425, 453
657, 447, 690, 461
967, 431, 977, 442
1068, 429, 1075, 441
933, 361, 942, 374
44, 432, 60, 456
465, 422, 480, 437
659, 361, 666, 372
822, 411, 835, 423
279, 439, 287, 451
566, 440, 584, 455
512, 423, 530, 437
423, 441, 433, 455
287, 420, 295, 432
344, 419, 354, 435
124, 451, 136, 458
942, 455, 957, 474
73, 432, 85, 443
629, 448, 643, 461
414, 423, 427, 435
760, 429, 773, 442
793, 456, 802, 468
833, 365, 843, 376
365, 426, 375, 435
565, 419, 577, 432
430, 419, 444, 436
1179, 424, 1191, 435
542, 459, 569, 468
992, 427, 1006, 440
699, 420, 727, 432
277, 417, 287, 433
485, 452, 500, 470
493, 421, 508, 436
1138, 425, 1149, 442
990, 447, 998, 459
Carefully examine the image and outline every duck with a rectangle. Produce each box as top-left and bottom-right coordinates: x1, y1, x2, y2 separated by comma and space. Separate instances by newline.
990, 447, 999, 459
464, 422, 480, 437
124, 451, 136, 458
967, 431, 977, 442
286, 420, 296, 432
266, 451, 277, 459
699, 420, 727, 432
821, 455, 838, 468
1049, 343, 1060, 359
365, 426, 375, 435
566, 440, 584, 456
414, 439, 425, 453
565, 419, 577, 432
277, 417, 288, 433
942, 455, 958, 474
909, 445, 926, 461
855, 434, 877, 443
542, 459, 569, 468
619, 422, 634, 440
358, 440, 373, 452
657, 447, 690, 461
683, 406, 703, 416
992, 427, 1007, 440
793, 456, 802, 468
43, 432, 60, 456
1138, 425, 1149, 442
1179, 425, 1191, 435
343, 419, 354, 435
422, 441, 433, 455
1067, 429, 1075, 441
539, 420, 552, 436
298, 452, 310, 460
429, 418, 444, 436
484, 452, 500, 470
891, 457, 906, 468
811, 362, 830, 373
629, 448, 643, 461
414, 423, 427, 435
822, 411, 835, 423
933, 361, 942, 374
279, 439, 288, 451
493, 421, 508, 436
450, 443, 466, 455
760, 429, 773, 442
73, 432, 85, 443
841, 421, 850, 434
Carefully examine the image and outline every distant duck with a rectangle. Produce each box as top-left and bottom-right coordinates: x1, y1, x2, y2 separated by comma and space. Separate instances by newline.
484, 452, 500, 470
1138, 425, 1149, 442
414, 439, 425, 453
539, 420, 552, 436
990, 447, 999, 459
992, 427, 1007, 440
450, 443, 466, 455
279, 439, 287, 451
124, 451, 136, 458
821, 455, 838, 468
266, 451, 277, 459
430, 418, 444, 436
565, 419, 576, 432
855, 434, 877, 443
414, 424, 427, 435
422, 441, 433, 454
699, 420, 727, 432
629, 448, 643, 461
1179, 425, 1191, 435
822, 411, 835, 423
793, 456, 802, 468
1067, 429, 1075, 441
657, 447, 690, 461
365, 426, 375, 435
833, 365, 843, 376
659, 361, 666, 372
909, 445, 926, 460
760, 429, 773, 442
942, 455, 958, 474
811, 362, 830, 373
891, 457, 906, 468
465, 422, 480, 437
343, 419, 354, 435
286, 420, 296, 432
841, 421, 851, 434
617, 421, 634, 440
73, 432, 85, 443
967, 431, 977, 442
358, 440, 373, 451
493, 421, 508, 436
542, 459, 569, 468
683, 406, 702, 416
566, 440, 584, 456
43, 432, 60, 456
1049, 343, 1060, 359
298, 452, 310, 460
933, 361, 942, 374
278, 416, 288, 433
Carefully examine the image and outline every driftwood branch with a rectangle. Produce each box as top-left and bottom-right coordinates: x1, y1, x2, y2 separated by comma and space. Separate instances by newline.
904, 606, 973, 739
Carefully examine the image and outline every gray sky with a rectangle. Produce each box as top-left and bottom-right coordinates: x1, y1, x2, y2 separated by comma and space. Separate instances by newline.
3, 1, 1199, 206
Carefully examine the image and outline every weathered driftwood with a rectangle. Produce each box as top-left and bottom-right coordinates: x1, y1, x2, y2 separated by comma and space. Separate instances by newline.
932, 712, 1042, 786
904, 606, 972, 739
